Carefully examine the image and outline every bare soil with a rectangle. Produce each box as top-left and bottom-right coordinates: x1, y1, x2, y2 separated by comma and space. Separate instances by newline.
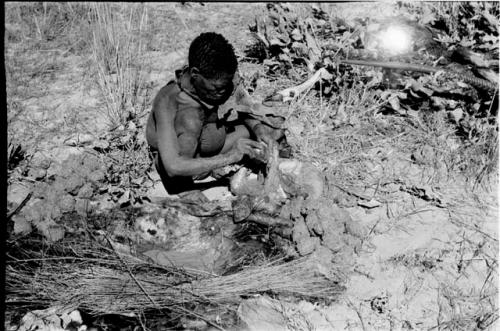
6, 2, 498, 330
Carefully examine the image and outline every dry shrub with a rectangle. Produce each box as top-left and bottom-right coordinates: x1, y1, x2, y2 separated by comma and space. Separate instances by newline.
89, 3, 153, 127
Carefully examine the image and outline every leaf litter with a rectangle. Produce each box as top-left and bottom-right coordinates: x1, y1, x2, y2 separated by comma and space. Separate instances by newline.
6, 2, 499, 330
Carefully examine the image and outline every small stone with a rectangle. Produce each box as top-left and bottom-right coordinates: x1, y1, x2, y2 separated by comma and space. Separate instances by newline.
43, 223, 65, 242
358, 199, 382, 209
88, 169, 106, 183
82, 155, 101, 171
21, 199, 46, 222
92, 140, 110, 151
78, 183, 94, 199
411, 145, 434, 165
322, 230, 344, 253
344, 220, 367, 239
7, 182, 32, 207
64, 176, 85, 195
304, 211, 324, 236
448, 108, 464, 124
118, 190, 131, 206
293, 218, 318, 256
90, 199, 115, 213
46, 161, 63, 179
28, 168, 47, 180
50, 205, 62, 220
65, 133, 94, 146
12, 215, 33, 235
127, 121, 137, 131
75, 198, 92, 216
59, 195, 76, 213
296, 236, 320, 256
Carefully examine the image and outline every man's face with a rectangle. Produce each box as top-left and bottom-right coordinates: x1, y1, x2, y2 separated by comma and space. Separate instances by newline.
191, 69, 234, 106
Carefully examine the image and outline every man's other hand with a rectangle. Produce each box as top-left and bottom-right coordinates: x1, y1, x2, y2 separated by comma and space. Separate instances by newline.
229, 138, 266, 162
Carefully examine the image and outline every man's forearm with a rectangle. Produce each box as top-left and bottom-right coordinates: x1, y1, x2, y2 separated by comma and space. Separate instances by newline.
164, 152, 238, 177
244, 117, 262, 134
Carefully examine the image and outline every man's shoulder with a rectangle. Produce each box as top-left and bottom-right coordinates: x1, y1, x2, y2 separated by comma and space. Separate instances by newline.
154, 80, 202, 110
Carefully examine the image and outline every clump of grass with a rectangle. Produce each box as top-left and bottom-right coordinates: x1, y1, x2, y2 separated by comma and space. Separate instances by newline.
89, 3, 153, 128
5, 2, 91, 51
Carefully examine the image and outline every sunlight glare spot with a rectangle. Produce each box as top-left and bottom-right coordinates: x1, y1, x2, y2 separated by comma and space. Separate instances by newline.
379, 26, 412, 55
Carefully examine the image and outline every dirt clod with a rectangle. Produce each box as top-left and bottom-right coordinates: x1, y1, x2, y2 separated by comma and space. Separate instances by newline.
77, 183, 94, 199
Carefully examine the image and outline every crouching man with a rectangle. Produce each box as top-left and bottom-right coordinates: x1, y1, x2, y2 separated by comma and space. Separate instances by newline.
146, 32, 285, 194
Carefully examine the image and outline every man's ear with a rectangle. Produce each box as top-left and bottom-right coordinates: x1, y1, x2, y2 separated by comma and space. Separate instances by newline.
190, 67, 200, 80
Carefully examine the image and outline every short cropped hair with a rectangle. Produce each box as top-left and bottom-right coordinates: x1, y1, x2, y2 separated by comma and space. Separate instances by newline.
188, 32, 237, 79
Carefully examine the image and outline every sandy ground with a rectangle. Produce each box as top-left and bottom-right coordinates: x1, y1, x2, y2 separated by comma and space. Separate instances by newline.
6, 2, 498, 330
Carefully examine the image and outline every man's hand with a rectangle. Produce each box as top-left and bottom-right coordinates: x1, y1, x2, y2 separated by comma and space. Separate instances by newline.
229, 138, 266, 162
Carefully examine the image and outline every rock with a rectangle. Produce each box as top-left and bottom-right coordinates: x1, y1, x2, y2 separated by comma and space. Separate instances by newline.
82, 155, 101, 171
448, 108, 464, 124
88, 169, 106, 183
12, 215, 33, 235
7, 182, 32, 207
358, 199, 382, 209
32, 182, 53, 199
64, 176, 85, 195
411, 145, 434, 165
127, 121, 137, 131
46, 161, 63, 179
75, 198, 92, 216
17, 307, 86, 331
77, 183, 94, 199
30, 152, 52, 169
21, 199, 46, 223
278, 159, 324, 200
90, 199, 115, 213
322, 230, 344, 253
117, 189, 131, 206
293, 218, 319, 255
92, 140, 110, 151
304, 211, 324, 236
34, 219, 65, 242
65, 133, 94, 146
28, 168, 47, 180
59, 195, 76, 213
238, 296, 287, 331
50, 205, 62, 220
180, 318, 207, 330
345, 220, 367, 239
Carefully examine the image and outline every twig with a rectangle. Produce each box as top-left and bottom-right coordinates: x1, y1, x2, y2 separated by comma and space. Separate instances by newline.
104, 236, 226, 331
7, 192, 32, 221
346, 299, 367, 331
105, 236, 159, 307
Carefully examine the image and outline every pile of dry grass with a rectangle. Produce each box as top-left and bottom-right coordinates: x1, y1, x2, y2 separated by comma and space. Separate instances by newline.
6, 235, 345, 318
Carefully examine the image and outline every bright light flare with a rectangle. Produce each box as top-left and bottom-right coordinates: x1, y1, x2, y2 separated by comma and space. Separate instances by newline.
378, 26, 412, 55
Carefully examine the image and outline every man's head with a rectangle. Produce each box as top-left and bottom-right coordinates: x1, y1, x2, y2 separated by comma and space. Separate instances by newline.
188, 32, 237, 106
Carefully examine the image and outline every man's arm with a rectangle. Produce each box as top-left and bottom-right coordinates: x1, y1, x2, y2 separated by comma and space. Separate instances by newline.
232, 81, 284, 144
154, 92, 260, 177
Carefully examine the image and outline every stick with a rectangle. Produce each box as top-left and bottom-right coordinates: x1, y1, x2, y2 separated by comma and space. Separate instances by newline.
340, 59, 441, 73
105, 236, 226, 331
7, 192, 32, 221
265, 68, 333, 102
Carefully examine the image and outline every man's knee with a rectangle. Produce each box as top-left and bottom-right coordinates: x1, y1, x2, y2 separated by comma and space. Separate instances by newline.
154, 153, 194, 194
